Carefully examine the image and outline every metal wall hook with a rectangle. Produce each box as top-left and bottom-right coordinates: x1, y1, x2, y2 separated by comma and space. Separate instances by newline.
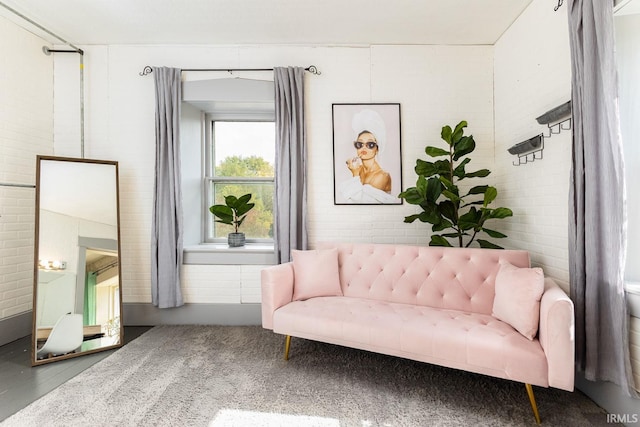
543, 117, 572, 138
510, 106, 571, 167
512, 145, 544, 166
545, 123, 561, 137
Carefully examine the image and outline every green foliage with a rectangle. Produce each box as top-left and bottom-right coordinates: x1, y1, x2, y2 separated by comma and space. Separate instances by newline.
215, 155, 274, 177
399, 121, 513, 248
211, 156, 274, 239
209, 193, 256, 234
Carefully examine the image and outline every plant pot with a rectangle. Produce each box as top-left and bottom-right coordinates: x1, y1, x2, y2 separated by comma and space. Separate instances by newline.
228, 232, 245, 247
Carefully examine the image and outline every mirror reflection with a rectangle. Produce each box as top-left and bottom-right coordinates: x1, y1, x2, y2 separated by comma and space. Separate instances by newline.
33, 156, 123, 365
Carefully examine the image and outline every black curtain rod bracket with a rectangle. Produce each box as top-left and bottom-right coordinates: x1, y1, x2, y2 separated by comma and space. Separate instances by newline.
139, 65, 321, 76
554, 0, 564, 11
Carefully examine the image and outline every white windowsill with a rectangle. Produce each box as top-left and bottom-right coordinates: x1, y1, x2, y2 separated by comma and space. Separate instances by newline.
183, 243, 276, 265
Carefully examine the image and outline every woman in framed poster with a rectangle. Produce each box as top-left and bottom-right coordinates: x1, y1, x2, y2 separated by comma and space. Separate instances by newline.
333, 103, 402, 204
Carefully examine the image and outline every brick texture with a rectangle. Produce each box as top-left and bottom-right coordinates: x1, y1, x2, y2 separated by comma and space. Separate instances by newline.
0, 16, 53, 320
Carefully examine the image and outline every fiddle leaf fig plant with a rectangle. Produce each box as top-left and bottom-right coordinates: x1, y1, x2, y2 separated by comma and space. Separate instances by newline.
209, 193, 255, 233
399, 121, 513, 249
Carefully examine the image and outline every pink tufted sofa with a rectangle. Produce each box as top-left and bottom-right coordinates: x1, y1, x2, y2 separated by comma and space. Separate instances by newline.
261, 242, 574, 423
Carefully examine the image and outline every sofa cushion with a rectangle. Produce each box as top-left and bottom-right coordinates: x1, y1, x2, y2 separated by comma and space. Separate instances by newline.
492, 261, 545, 340
273, 296, 549, 387
292, 248, 342, 301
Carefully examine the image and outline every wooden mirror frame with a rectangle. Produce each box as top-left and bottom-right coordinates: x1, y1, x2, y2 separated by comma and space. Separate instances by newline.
32, 155, 123, 366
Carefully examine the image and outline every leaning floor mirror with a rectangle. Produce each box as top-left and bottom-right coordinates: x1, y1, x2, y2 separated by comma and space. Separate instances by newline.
32, 156, 123, 366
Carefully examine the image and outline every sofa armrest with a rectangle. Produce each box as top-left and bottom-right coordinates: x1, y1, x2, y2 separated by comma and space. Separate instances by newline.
261, 262, 294, 330
539, 277, 575, 391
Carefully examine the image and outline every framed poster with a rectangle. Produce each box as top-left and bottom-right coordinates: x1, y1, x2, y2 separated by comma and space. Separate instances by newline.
332, 103, 402, 205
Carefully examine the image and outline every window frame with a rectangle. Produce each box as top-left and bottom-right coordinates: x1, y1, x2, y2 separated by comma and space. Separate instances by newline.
203, 113, 276, 245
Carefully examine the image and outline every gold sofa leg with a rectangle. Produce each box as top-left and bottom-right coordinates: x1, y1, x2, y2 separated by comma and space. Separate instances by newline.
284, 335, 291, 361
525, 383, 541, 424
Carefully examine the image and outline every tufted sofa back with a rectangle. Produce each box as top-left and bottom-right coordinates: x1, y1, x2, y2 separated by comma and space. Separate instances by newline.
317, 242, 530, 315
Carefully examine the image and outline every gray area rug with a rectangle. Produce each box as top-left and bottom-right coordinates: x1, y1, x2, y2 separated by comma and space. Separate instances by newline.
1, 325, 610, 426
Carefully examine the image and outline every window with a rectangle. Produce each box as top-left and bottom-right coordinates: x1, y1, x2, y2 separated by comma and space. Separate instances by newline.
205, 120, 275, 243
616, 13, 640, 283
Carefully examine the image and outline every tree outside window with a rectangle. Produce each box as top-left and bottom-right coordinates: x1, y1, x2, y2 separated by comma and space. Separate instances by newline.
206, 121, 275, 242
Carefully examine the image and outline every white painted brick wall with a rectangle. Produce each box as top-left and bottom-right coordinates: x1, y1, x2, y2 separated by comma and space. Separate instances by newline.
494, 0, 572, 289
0, 16, 53, 320
367, 45, 495, 246
44, 2, 566, 305
53, 43, 496, 305
180, 264, 266, 304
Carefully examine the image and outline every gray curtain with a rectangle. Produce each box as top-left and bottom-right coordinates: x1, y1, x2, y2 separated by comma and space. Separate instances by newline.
274, 67, 308, 263
151, 67, 184, 308
567, 0, 635, 396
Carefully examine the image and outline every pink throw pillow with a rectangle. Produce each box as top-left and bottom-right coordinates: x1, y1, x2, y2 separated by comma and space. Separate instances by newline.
492, 261, 545, 340
291, 248, 343, 301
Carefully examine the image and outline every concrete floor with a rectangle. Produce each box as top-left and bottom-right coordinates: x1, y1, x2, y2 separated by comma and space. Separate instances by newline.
0, 326, 151, 421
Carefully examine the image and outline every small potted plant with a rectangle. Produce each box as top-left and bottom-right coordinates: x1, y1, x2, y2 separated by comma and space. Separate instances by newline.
209, 193, 255, 247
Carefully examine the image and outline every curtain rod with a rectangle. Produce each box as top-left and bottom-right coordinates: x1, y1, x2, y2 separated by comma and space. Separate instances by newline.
92, 261, 119, 276
0, 182, 35, 188
0, 1, 86, 159
139, 65, 321, 76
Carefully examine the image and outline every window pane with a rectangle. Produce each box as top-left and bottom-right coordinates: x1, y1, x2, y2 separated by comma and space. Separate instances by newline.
214, 122, 275, 177
210, 182, 274, 239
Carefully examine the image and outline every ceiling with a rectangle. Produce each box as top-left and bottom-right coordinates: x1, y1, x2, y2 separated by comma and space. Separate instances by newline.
0, 0, 534, 46
615, 0, 640, 15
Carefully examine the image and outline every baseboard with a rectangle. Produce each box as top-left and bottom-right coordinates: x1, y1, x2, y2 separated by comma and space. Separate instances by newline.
0, 311, 32, 346
576, 373, 640, 426
0, 305, 261, 345
122, 302, 262, 326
